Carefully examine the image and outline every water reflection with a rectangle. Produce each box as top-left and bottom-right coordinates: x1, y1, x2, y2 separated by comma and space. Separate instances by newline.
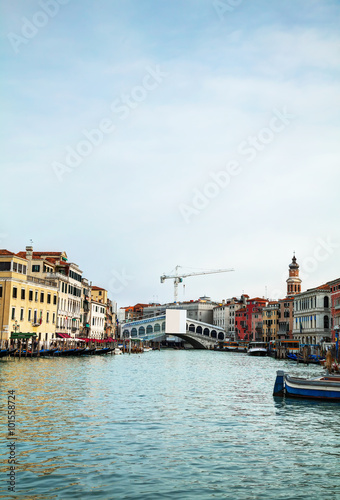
0, 352, 339, 499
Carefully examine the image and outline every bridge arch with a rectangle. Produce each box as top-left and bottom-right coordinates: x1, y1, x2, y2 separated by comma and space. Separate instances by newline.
203, 328, 210, 336
154, 323, 160, 332
196, 326, 202, 334
211, 330, 217, 338
131, 327, 137, 336
189, 324, 195, 332
139, 326, 145, 336
146, 325, 153, 334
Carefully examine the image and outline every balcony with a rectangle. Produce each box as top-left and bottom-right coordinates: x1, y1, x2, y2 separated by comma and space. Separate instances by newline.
28, 275, 58, 287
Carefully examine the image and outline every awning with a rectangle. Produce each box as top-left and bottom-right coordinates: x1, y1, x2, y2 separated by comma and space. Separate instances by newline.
56, 333, 72, 339
11, 332, 37, 340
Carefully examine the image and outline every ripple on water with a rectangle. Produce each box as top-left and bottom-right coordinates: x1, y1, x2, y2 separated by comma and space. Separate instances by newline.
0, 352, 339, 499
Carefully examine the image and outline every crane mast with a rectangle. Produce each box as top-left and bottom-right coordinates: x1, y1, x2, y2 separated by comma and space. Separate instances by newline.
160, 265, 234, 303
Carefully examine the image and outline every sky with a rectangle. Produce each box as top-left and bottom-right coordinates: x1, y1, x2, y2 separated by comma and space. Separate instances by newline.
1, 0, 340, 307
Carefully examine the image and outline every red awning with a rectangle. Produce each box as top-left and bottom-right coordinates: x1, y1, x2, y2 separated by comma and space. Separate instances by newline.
56, 333, 71, 339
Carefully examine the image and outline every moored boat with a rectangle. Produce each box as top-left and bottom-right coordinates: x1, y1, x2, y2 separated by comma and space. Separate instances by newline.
247, 342, 267, 356
273, 370, 340, 401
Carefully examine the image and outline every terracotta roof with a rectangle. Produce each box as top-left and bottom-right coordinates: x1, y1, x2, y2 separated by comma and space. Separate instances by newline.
316, 283, 331, 291
92, 286, 106, 291
248, 297, 268, 303
236, 307, 247, 313
0, 249, 17, 256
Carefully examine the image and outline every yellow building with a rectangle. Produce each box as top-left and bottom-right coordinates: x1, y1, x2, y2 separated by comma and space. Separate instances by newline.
91, 286, 108, 304
0, 250, 58, 344
262, 301, 279, 342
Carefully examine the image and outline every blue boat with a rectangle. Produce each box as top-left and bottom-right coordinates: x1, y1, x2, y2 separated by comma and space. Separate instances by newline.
273, 370, 340, 402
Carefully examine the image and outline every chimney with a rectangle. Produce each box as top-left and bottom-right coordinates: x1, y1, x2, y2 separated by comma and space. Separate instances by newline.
26, 246, 33, 258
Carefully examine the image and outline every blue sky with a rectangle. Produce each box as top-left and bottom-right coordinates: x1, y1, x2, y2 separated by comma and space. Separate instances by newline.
1, 0, 340, 306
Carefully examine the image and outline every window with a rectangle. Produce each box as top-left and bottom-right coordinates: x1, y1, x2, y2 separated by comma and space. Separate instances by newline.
40, 292, 44, 303
13, 262, 18, 272
18, 264, 22, 273
28, 309, 32, 321
0, 286, 2, 298
32, 265, 40, 272
11, 307, 15, 320
35, 291, 38, 302
21, 289, 25, 300
52, 312, 55, 324
99, 291, 102, 296
53, 295, 57, 305
29, 290, 33, 301
12, 287, 17, 299
0, 262, 11, 271
23, 265, 27, 275
46, 311, 49, 323
20, 308, 24, 321
33, 310, 37, 323
47, 293, 51, 304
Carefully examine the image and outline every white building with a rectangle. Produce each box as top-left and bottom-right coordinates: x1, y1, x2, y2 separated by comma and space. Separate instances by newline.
213, 296, 246, 335
293, 284, 331, 344
90, 301, 106, 339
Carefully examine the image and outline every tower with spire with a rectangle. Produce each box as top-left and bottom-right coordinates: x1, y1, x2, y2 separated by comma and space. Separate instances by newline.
286, 253, 302, 297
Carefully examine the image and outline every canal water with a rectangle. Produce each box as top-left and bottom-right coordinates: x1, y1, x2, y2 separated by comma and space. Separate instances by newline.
0, 351, 339, 499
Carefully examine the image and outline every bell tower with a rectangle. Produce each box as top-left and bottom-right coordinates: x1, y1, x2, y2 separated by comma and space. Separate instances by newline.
286, 253, 302, 297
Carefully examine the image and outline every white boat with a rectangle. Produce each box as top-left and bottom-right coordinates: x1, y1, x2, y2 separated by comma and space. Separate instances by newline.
113, 348, 122, 355
247, 342, 267, 356
143, 346, 153, 352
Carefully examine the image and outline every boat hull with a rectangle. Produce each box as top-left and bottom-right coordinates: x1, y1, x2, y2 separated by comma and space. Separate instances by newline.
247, 349, 267, 356
273, 370, 340, 402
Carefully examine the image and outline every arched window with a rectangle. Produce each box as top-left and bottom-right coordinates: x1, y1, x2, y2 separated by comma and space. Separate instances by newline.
203, 328, 210, 336
218, 332, 224, 340
196, 326, 202, 334
154, 323, 160, 332
211, 330, 217, 338
146, 325, 153, 334
139, 326, 145, 336
189, 324, 195, 332
324, 315, 329, 329
131, 327, 137, 336
324, 296, 329, 308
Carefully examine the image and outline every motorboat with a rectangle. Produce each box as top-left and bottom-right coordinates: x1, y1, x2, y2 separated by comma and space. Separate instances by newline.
273, 370, 340, 401
247, 342, 267, 356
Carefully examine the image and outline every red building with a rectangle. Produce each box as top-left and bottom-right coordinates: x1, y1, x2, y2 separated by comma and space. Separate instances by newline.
235, 297, 268, 341
329, 278, 340, 341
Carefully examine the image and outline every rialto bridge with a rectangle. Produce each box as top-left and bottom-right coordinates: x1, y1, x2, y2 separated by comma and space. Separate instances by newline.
121, 309, 227, 349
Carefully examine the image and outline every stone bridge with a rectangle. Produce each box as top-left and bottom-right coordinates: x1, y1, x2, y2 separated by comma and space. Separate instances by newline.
121, 310, 226, 349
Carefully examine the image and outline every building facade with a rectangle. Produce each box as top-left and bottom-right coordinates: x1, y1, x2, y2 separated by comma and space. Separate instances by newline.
0, 250, 58, 343
262, 301, 279, 342
293, 284, 331, 344
329, 277, 340, 341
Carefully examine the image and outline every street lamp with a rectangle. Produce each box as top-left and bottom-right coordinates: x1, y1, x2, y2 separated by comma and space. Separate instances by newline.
12, 320, 20, 334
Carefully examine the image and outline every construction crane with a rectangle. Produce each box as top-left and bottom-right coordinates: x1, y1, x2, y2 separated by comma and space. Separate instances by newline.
160, 265, 234, 303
